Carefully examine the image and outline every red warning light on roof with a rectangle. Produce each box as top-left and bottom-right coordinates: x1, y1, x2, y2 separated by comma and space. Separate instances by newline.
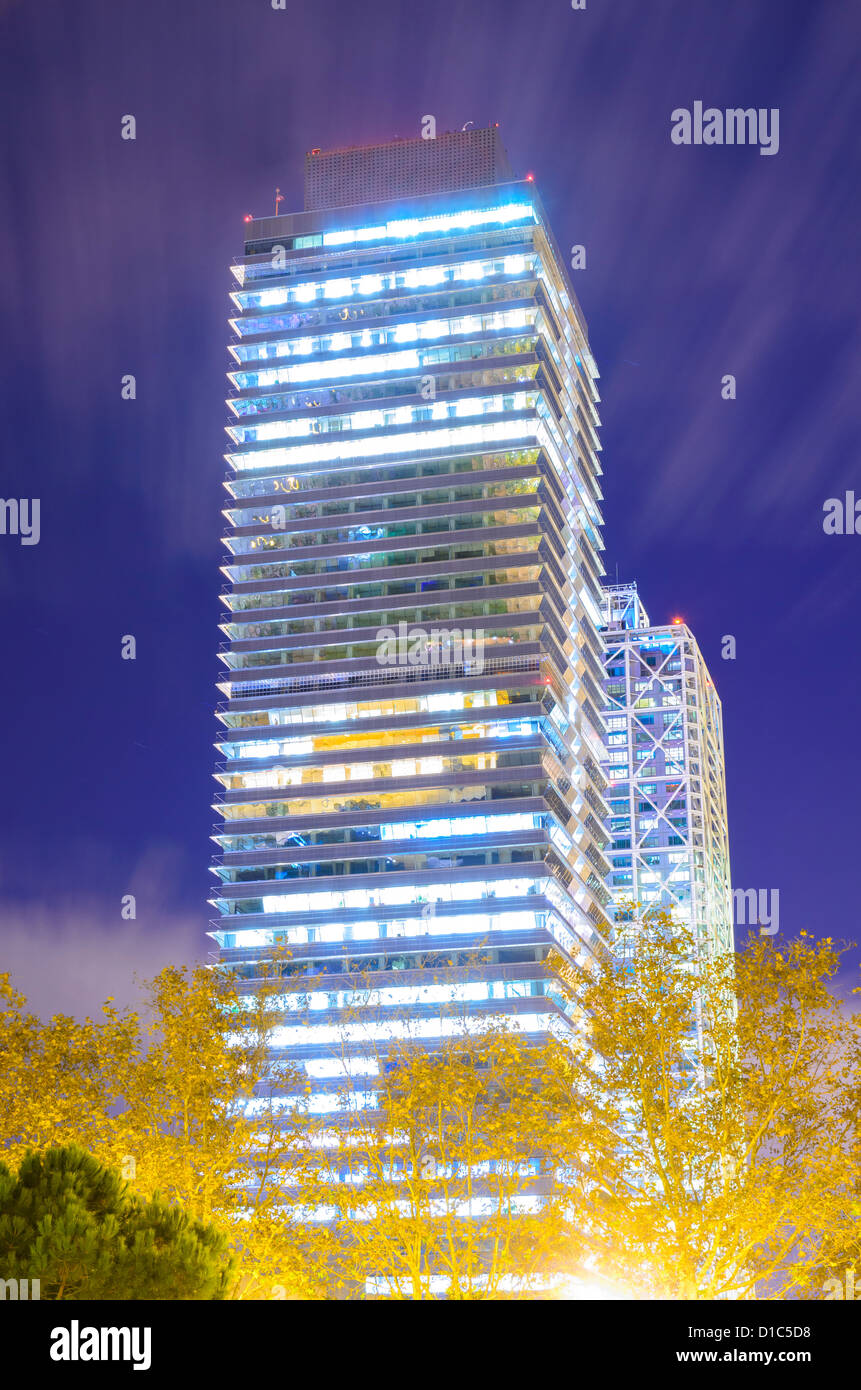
672, 616, 683, 625
243, 214, 253, 223
526, 173, 535, 182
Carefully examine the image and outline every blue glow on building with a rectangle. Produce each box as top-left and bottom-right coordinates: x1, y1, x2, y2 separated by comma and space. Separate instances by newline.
210, 131, 612, 1135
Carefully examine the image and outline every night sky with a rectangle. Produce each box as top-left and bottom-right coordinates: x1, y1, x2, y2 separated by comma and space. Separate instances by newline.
1, 0, 858, 1018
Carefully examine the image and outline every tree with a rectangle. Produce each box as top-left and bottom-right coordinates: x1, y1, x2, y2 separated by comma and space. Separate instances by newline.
0, 961, 310, 1300
104, 959, 309, 1300
289, 1015, 581, 1299
3, 917, 859, 1302
554, 911, 861, 1299
0, 974, 137, 1168
0, 1146, 230, 1299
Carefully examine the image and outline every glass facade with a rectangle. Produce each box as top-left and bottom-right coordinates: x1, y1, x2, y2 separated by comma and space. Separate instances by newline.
209, 131, 613, 1109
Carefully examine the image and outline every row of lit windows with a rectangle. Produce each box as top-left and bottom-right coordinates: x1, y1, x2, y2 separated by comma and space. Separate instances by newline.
223, 565, 542, 616
606, 693, 683, 709
214, 810, 562, 855
221, 687, 522, 730
611, 834, 687, 852
233, 252, 535, 312
241, 1010, 563, 1053
231, 304, 533, 364
227, 627, 541, 674
215, 906, 568, 952
218, 693, 572, 755
216, 870, 583, 926
607, 763, 686, 783
228, 417, 543, 475
223, 446, 543, 500
226, 504, 541, 556
243, 977, 549, 1017
229, 364, 537, 422
218, 779, 548, 822
236, 219, 536, 283
232, 281, 531, 347
606, 728, 684, 747
225, 476, 541, 530
221, 597, 540, 644
223, 845, 558, 886
236, 942, 552, 982
232, 342, 538, 404
220, 878, 550, 920
302, 202, 535, 251
219, 746, 546, 793
223, 533, 538, 584
230, 390, 538, 447
220, 717, 541, 760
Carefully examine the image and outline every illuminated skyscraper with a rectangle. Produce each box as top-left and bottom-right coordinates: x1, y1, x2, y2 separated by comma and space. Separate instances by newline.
208, 129, 613, 1112
599, 582, 733, 956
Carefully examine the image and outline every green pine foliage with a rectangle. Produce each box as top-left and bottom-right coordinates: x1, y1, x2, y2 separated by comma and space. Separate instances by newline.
0, 1146, 232, 1299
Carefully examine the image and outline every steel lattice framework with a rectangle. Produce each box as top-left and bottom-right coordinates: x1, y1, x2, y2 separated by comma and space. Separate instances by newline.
600, 583, 732, 957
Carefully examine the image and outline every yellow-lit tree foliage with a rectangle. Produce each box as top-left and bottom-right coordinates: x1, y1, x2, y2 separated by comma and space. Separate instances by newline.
0, 973, 138, 1166
2, 913, 859, 1301
0, 961, 308, 1299
286, 1016, 581, 1299
554, 911, 861, 1299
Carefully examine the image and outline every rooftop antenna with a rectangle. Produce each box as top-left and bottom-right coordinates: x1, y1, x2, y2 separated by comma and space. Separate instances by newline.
274, 186, 284, 216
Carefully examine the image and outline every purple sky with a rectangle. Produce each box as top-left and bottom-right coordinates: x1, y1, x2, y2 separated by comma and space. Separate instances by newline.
1, 0, 859, 1018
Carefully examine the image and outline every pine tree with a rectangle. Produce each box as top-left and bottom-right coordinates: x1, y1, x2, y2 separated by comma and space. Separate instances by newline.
0, 1146, 232, 1299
